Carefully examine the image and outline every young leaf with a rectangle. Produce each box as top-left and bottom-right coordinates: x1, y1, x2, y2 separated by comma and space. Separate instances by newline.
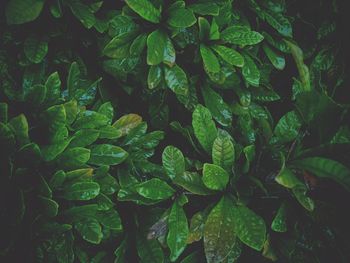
202, 163, 229, 191
162, 146, 185, 180
192, 104, 217, 153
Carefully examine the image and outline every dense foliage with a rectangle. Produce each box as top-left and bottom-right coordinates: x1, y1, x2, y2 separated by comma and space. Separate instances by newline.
1, 0, 350, 262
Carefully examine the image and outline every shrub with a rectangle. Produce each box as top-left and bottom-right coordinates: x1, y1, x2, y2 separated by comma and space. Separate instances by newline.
1, 0, 350, 262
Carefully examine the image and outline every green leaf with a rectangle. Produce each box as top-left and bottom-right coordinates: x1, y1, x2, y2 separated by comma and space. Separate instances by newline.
188, 3, 220, 16
75, 219, 103, 244
263, 44, 286, 70
174, 171, 214, 195
204, 196, 240, 263
73, 111, 109, 130
163, 36, 176, 67
162, 146, 185, 180
192, 104, 217, 153
263, 10, 292, 37
67, 62, 80, 98
6, 0, 45, 24
271, 203, 287, 232
273, 111, 301, 143
70, 129, 100, 148
222, 26, 264, 45
212, 45, 244, 67
38, 196, 59, 217
202, 85, 232, 127
198, 17, 211, 41
0, 103, 8, 123
63, 182, 100, 201
98, 102, 114, 123
293, 157, 350, 191
135, 178, 175, 200
130, 33, 147, 56
242, 54, 260, 87
23, 84, 47, 105
45, 72, 61, 105
275, 167, 303, 189
97, 209, 122, 231
68, 0, 95, 29
200, 44, 220, 73
125, 0, 161, 23
148, 65, 162, 89
89, 144, 128, 166
147, 30, 167, 65
164, 64, 189, 95
212, 133, 235, 172
167, 8, 196, 28
202, 163, 229, 191
24, 36, 48, 64
233, 204, 266, 251
57, 147, 91, 169
113, 113, 142, 136
137, 235, 164, 263
9, 114, 29, 146
167, 197, 189, 261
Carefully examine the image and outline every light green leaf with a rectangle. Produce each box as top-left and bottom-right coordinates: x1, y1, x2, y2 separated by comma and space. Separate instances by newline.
162, 146, 185, 180
174, 171, 214, 195
204, 196, 240, 263
125, 0, 161, 23
212, 45, 244, 67
6, 0, 45, 24
167, 197, 189, 261
135, 178, 175, 200
192, 104, 217, 153
89, 144, 128, 166
202, 163, 229, 191
233, 204, 266, 251
57, 147, 91, 169
45, 72, 61, 105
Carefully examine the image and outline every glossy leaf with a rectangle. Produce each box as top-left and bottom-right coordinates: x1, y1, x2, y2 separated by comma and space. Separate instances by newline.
202, 163, 229, 191
89, 144, 128, 166
162, 146, 185, 180
125, 0, 161, 23
192, 105, 217, 154
212, 134, 235, 172
135, 178, 175, 200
